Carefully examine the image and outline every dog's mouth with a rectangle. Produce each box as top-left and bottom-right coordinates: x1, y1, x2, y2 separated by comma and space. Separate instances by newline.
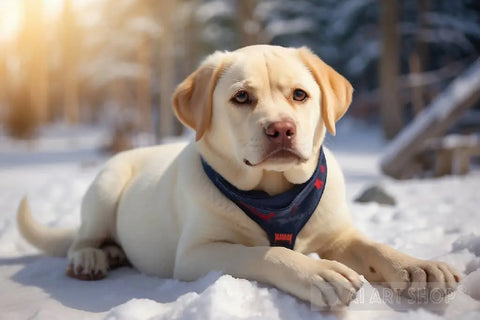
244, 148, 307, 167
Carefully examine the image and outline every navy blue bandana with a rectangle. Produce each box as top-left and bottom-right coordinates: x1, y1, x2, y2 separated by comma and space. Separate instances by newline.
201, 148, 327, 249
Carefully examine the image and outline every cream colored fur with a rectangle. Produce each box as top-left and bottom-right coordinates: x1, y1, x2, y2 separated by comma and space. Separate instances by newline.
17, 45, 459, 309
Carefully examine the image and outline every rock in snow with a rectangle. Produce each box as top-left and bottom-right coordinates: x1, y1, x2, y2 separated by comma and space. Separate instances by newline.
354, 184, 396, 206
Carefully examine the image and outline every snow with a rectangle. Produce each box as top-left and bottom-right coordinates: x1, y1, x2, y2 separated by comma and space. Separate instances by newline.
328, 0, 376, 38
126, 17, 161, 36
265, 18, 316, 39
426, 12, 480, 39
1, 119, 480, 319
196, 0, 235, 24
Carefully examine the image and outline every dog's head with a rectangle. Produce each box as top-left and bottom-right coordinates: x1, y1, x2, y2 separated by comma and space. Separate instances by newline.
173, 45, 352, 190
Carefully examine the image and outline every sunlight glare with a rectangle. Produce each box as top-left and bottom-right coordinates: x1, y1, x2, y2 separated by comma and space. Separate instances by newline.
0, 1, 21, 41
0, 0, 67, 41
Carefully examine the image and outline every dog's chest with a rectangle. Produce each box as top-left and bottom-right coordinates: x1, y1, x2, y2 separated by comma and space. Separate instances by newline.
202, 149, 329, 250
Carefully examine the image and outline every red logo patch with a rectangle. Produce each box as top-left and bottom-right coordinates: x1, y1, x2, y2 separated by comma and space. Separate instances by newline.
314, 178, 323, 190
274, 233, 293, 244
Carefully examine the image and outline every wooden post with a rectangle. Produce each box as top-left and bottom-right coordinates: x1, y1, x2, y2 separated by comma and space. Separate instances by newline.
380, 0, 402, 140
434, 150, 453, 176
456, 149, 470, 175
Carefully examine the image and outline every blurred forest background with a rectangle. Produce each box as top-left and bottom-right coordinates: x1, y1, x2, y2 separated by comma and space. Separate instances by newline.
0, 0, 479, 177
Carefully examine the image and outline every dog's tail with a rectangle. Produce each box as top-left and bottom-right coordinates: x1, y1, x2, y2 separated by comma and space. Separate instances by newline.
17, 197, 76, 257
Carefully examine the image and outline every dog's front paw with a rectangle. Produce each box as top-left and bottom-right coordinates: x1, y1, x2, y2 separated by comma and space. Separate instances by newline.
309, 260, 363, 310
66, 248, 109, 280
384, 259, 460, 299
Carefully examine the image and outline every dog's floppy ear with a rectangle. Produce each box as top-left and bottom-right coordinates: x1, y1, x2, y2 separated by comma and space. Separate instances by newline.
172, 52, 227, 141
298, 47, 353, 135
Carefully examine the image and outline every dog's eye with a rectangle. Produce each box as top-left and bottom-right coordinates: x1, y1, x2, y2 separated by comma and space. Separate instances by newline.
231, 90, 250, 104
293, 89, 308, 102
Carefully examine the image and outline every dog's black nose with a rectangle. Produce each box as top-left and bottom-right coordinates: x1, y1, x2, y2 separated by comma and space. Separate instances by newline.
264, 121, 296, 146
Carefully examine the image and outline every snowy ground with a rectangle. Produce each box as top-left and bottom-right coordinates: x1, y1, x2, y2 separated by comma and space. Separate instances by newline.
0, 120, 479, 320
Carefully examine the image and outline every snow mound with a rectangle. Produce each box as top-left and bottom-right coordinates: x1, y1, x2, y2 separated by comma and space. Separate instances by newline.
453, 234, 480, 257
106, 274, 324, 320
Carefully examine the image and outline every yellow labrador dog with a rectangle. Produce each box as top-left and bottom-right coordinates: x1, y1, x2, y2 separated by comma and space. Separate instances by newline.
17, 45, 459, 309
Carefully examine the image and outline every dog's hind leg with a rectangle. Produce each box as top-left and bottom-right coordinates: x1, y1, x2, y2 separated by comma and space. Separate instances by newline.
66, 159, 133, 280
66, 242, 128, 280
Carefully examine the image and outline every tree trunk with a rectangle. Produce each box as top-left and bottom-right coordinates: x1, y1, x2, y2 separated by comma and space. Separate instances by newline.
5, 0, 47, 137
380, 0, 402, 140
185, 0, 200, 76
0, 54, 5, 107
156, 0, 177, 140
27, 0, 49, 125
137, 34, 153, 134
237, 0, 262, 46
410, 0, 431, 116
62, 0, 80, 123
